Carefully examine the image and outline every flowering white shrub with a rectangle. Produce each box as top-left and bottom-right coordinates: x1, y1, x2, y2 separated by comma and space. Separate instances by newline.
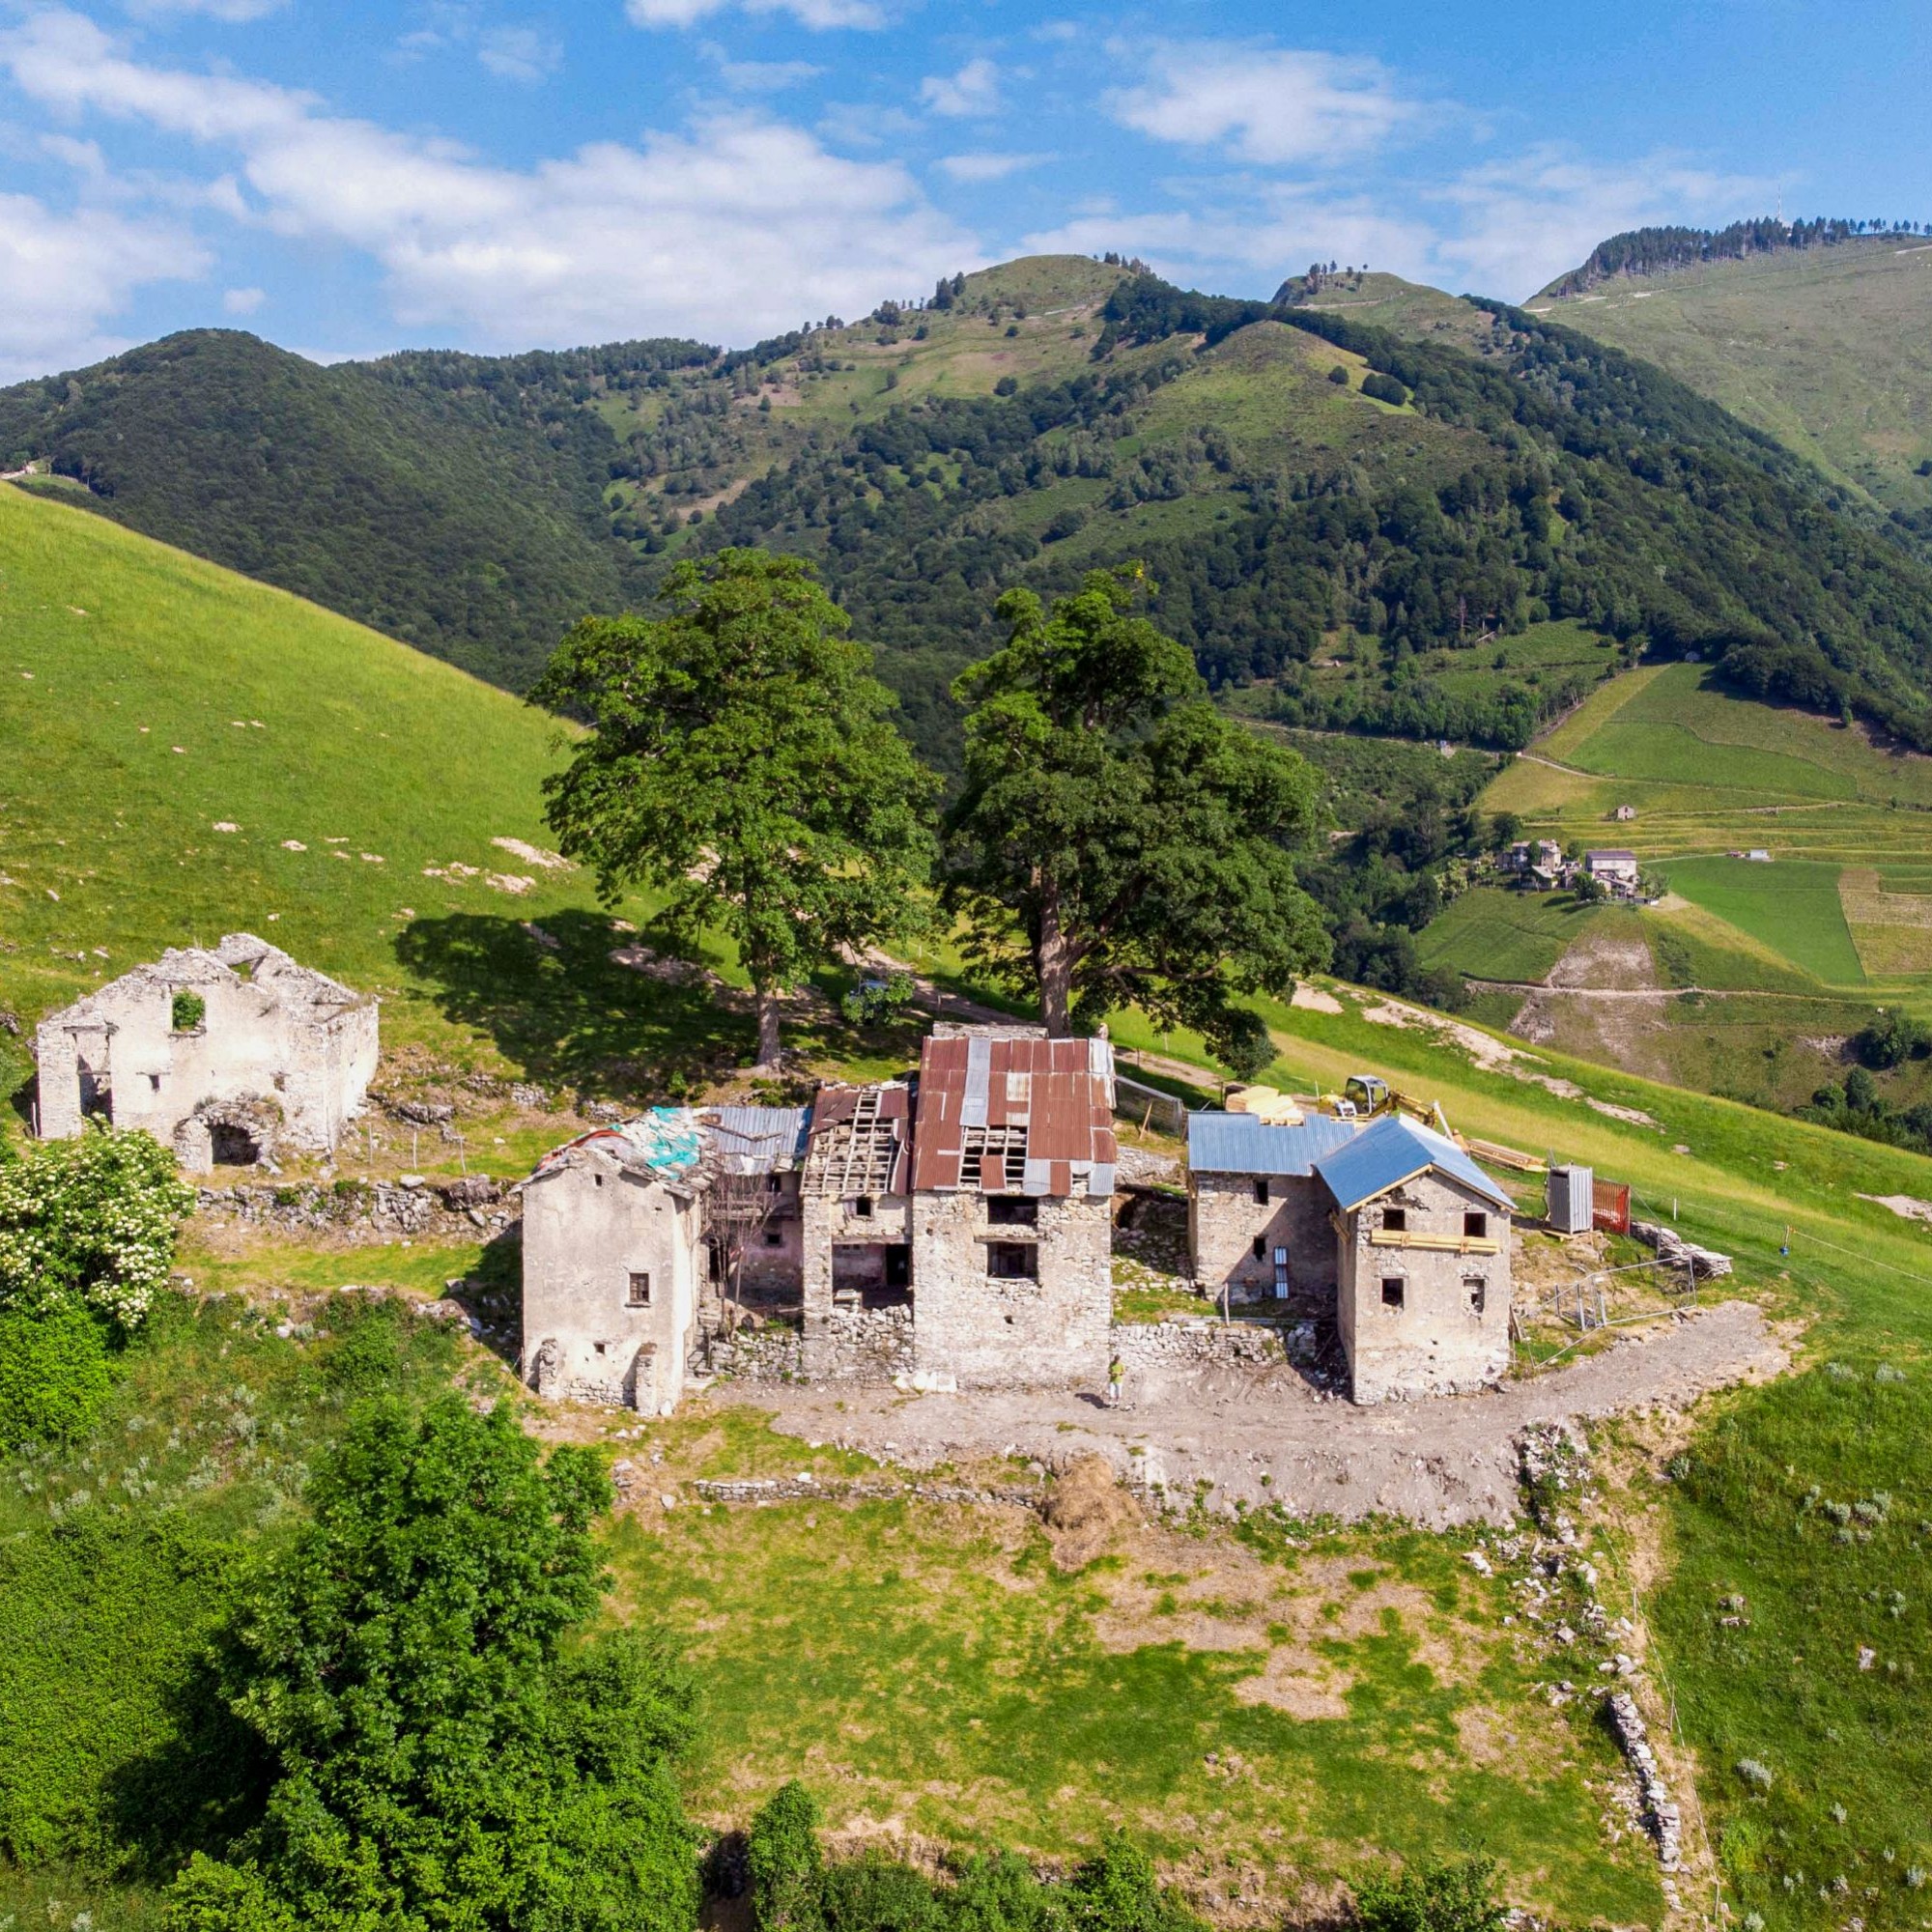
0, 1126, 193, 1327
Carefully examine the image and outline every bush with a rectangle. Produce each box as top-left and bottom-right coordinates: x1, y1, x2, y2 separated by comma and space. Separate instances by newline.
1853, 1009, 1932, 1068
0, 1301, 115, 1448
750, 1780, 825, 1931
820, 1852, 944, 1932
1327, 364, 1350, 385
840, 971, 917, 1030
1360, 372, 1408, 407
994, 375, 1019, 396
0, 1126, 194, 1327
170, 990, 206, 1033
165, 1398, 699, 1932
1350, 1854, 1507, 1932
1067, 1834, 1204, 1932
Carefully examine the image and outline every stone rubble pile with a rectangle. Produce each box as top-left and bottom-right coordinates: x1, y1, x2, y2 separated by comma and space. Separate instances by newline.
1633, 1221, 1733, 1277
194, 1175, 514, 1238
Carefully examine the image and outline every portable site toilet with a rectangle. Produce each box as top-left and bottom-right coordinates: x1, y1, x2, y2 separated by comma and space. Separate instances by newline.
1548, 1164, 1594, 1236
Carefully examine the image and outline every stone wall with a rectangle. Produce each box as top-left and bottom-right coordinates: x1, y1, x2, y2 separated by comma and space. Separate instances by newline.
1113, 1315, 1316, 1371
194, 1174, 512, 1240
1338, 1171, 1511, 1403
909, 1188, 1112, 1390
1188, 1169, 1338, 1311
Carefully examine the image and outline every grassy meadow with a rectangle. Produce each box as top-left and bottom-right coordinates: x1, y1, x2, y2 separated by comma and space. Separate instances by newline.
1531, 236, 1932, 516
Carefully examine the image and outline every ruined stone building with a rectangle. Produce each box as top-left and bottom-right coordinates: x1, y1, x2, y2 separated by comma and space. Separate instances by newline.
520, 1022, 1118, 1410
1188, 1109, 1514, 1402
34, 933, 378, 1170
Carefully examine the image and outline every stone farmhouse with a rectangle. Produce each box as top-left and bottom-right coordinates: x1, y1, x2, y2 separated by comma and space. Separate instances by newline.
520, 1021, 1117, 1410
1187, 1109, 1514, 1402
34, 933, 378, 1170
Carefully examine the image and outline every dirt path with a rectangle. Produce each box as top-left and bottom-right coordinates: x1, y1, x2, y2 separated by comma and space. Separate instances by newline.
729, 1299, 1785, 1530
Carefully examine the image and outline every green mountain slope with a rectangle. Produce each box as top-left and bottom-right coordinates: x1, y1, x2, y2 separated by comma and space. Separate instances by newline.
0, 485, 753, 1106
11, 254, 1932, 769
1528, 228, 1932, 524
0, 328, 646, 690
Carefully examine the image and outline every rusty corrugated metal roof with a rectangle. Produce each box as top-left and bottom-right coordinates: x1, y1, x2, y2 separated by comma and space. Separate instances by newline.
910, 1027, 1116, 1195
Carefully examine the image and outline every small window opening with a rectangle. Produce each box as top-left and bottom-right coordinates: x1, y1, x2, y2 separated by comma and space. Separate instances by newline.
149, 1073, 163, 1093
1463, 1211, 1488, 1239
1252, 1235, 1266, 1261
627, 1271, 651, 1306
987, 1242, 1039, 1281
852, 1195, 874, 1219
988, 1196, 1037, 1227
768, 1173, 782, 1193
1381, 1208, 1406, 1233
1253, 1178, 1269, 1205
593, 1341, 609, 1356
1464, 1276, 1487, 1316
1380, 1276, 1406, 1310
593, 1173, 604, 1188
762, 1228, 783, 1247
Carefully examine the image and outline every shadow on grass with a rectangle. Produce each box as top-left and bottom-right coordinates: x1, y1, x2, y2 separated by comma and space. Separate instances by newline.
394, 909, 751, 1103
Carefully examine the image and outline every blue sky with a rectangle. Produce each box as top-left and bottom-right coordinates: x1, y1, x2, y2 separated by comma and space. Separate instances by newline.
0, 0, 1927, 380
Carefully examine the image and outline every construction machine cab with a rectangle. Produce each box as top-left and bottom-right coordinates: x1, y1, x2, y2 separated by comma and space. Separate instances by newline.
1344, 1074, 1389, 1116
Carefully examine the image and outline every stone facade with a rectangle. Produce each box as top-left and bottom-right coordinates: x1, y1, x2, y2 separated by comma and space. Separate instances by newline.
1335, 1168, 1511, 1403
908, 1185, 1112, 1391
1188, 1167, 1338, 1312
34, 933, 376, 1169
521, 1149, 703, 1414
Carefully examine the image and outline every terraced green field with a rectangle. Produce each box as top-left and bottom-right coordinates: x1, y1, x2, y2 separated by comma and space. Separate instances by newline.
1479, 663, 1932, 1000
1659, 858, 1866, 985
1415, 887, 1621, 982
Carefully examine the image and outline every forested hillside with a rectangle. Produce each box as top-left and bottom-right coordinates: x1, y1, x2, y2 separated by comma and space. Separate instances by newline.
9, 254, 1932, 765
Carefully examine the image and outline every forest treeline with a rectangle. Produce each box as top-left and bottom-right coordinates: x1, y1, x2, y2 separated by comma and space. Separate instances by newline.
1539, 215, 1930, 296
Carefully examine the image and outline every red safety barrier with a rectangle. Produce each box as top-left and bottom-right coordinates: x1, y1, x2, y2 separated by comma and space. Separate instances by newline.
1593, 1179, 1631, 1236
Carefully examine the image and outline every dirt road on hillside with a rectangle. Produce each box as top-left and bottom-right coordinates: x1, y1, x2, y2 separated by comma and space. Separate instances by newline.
730, 1299, 1786, 1530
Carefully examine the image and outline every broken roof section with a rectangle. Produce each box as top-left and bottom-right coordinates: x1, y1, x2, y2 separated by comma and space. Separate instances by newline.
46, 932, 365, 1031
707, 1104, 811, 1176
534, 1107, 706, 1185
801, 1082, 910, 1197
1313, 1115, 1514, 1216
911, 1023, 1117, 1198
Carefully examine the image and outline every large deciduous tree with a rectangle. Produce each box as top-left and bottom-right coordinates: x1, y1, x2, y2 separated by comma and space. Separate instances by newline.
529, 550, 937, 1066
943, 568, 1327, 1069
164, 1399, 700, 1932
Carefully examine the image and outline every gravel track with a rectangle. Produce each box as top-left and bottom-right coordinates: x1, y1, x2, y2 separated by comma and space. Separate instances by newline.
734, 1300, 1786, 1530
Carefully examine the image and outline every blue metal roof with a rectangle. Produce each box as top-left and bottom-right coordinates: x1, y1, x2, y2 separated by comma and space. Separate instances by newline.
710, 1105, 811, 1174
1186, 1109, 1360, 1176
1312, 1114, 1513, 1215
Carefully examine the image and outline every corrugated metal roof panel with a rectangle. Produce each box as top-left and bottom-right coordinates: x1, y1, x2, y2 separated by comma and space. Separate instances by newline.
912, 1025, 1116, 1193
1187, 1110, 1359, 1176
710, 1105, 810, 1174
1312, 1115, 1513, 1214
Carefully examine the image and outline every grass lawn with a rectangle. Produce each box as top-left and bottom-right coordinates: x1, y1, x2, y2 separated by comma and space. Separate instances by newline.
606, 1486, 1661, 1926
1417, 888, 1620, 983
1661, 858, 1864, 986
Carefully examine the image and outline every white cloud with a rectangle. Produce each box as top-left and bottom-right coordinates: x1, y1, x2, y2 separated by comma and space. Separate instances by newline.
1024, 150, 1772, 305
920, 56, 998, 119
222, 283, 264, 313
0, 8, 978, 349
936, 151, 1046, 184
0, 187, 207, 381
478, 24, 560, 83
1108, 43, 1416, 166
626, 0, 884, 29
123, 0, 287, 18
701, 45, 822, 93
1430, 149, 1772, 298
